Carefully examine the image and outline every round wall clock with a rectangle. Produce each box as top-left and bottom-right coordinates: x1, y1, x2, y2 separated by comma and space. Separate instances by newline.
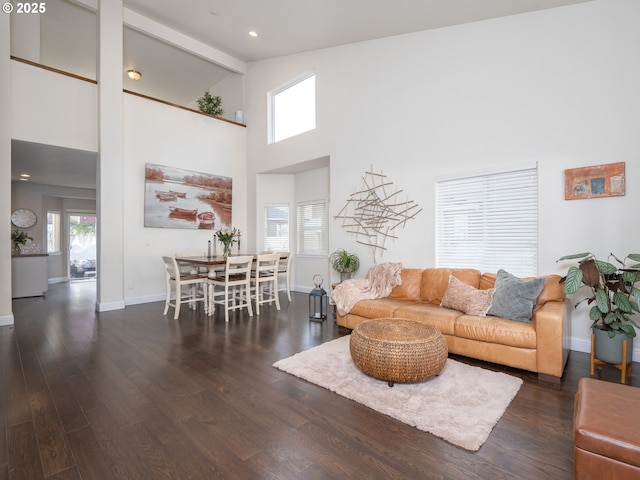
11, 208, 37, 228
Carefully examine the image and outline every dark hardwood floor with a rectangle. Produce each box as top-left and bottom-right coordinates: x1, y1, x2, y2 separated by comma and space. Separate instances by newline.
1, 282, 636, 479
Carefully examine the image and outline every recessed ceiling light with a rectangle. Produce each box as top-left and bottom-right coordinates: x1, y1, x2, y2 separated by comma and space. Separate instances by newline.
249, 31, 258, 37
127, 69, 142, 81
20, 173, 30, 178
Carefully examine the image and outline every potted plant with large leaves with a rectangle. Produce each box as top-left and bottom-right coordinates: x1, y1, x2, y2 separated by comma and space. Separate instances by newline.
557, 252, 640, 369
329, 248, 360, 282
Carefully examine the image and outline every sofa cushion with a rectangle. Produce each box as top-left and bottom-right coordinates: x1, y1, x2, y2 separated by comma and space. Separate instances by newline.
454, 315, 537, 349
421, 268, 481, 304
533, 275, 565, 312
480, 272, 565, 312
487, 269, 545, 322
348, 298, 415, 319
440, 275, 495, 316
388, 268, 424, 301
393, 303, 461, 335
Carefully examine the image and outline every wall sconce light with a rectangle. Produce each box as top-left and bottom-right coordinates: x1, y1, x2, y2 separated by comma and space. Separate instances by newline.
127, 70, 141, 81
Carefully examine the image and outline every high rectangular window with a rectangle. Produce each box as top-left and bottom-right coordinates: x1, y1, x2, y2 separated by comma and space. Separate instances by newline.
435, 164, 538, 277
270, 73, 316, 143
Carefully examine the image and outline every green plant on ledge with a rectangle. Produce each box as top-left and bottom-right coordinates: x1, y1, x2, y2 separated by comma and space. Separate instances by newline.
557, 252, 640, 338
329, 248, 360, 281
11, 229, 33, 255
196, 90, 224, 117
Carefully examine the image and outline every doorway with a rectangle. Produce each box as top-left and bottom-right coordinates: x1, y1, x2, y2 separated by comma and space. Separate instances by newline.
69, 214, 97, 281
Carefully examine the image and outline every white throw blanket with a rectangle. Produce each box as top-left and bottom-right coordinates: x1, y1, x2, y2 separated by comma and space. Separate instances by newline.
331, 262, 403, 316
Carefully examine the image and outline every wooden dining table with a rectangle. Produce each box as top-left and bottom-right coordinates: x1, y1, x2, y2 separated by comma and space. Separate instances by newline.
176, 253, 242, 277
176, 254, 260, 316
176, 255, 233, 265
176, 253, 285, 316
175, 255, 256, 277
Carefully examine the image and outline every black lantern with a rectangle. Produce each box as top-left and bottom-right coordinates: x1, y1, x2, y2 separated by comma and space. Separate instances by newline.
309, 274, 328, 321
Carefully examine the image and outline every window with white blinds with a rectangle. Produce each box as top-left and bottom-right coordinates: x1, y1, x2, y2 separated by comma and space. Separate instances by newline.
435, 164, 538, 277
297, 200, 327, 255
264, 204, 290, 252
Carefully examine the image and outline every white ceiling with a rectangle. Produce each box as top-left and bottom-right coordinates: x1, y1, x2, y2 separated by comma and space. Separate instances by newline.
122, 0, 593, 63
12, 140, 97, 190
12, 0, 592, 190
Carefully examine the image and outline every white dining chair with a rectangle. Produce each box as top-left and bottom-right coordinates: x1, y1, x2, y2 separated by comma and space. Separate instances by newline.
208, 255, 254, 322
175, 252, 204, 275
251, 252, 280, 315
162, 256, 208, 320
275, 251, 292, 302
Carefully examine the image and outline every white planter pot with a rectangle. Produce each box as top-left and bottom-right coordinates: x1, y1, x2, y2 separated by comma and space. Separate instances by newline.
340, 272, 352, 282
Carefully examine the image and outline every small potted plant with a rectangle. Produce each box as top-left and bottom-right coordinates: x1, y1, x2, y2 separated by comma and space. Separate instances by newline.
11, 229, 33, 255
196, 90, 224, 117
557, 252, 640, 366
329, 248, 360, 282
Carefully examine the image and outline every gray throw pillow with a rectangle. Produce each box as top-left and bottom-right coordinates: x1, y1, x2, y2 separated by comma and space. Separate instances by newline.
487, 269, 545, 322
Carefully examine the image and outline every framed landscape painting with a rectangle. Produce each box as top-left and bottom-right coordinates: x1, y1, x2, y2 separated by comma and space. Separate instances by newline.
144, 163, 232, 230
564, 162, 625, 200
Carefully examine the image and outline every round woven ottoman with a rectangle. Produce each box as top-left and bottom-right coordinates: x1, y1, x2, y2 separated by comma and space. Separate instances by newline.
350, 318, 448, 387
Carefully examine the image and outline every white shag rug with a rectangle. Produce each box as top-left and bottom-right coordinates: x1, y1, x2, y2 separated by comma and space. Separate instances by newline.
273, 335, 523, 451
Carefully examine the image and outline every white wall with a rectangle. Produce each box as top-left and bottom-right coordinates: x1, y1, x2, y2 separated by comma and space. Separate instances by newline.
294, 167, 330, 293
1, 11, 12, 326
244, 0, 640, 356
12, 183, 96, 281
10, 8, 40, 62
11, 61, 98, 150
189, 72, 246, 124
256, 174, 294, 249
123, 93, 247, 304
7, 62, 247, 310
12, 182, 96, 251
255, 166, 332, 294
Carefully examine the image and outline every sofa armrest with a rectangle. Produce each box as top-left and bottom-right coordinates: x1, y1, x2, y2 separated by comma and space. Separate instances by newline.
534, 299, 572, 378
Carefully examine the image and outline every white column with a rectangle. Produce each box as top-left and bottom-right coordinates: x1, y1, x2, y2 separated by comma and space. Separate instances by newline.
96, 0, 125, 311
0, 11, 14, 325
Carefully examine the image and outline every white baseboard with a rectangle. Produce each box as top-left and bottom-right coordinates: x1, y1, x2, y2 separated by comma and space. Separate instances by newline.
125, 293, 166, 306
48, 277, 69, 284
0, 313, 14, 326
293, 284, 314, 294
96, 300, 126, 312
92, 294, 163, 312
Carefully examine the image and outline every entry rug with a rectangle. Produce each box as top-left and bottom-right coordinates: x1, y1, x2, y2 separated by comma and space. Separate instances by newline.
273, 335, 523, 451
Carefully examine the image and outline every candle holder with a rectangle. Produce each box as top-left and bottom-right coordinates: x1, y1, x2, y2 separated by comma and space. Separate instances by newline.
309, 274, 328, 322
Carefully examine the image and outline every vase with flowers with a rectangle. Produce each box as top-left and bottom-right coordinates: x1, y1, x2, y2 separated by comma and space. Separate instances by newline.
11, 229, 33, 256
216, 228, 239, 258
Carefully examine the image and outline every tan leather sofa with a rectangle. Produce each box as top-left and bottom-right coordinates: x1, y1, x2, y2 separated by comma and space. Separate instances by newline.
336, 268, 571, 381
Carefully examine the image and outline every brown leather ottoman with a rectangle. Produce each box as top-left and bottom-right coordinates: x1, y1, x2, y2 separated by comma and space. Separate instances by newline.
574, 378, 640, 479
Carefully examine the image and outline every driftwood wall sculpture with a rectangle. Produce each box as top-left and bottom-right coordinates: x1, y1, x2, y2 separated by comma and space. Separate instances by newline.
334, 166, 422, 262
